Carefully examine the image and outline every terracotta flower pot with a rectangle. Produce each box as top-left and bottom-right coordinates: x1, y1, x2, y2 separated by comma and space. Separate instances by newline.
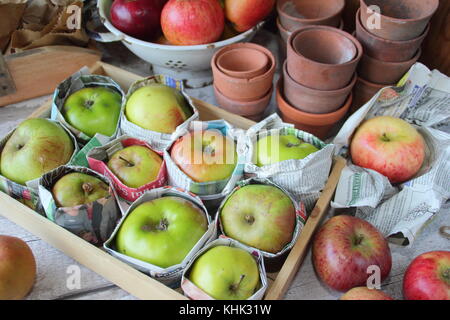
351, 76, 391, 113
213, 84, 273, 122
277, 17, 344, 43
360, 0, 439, 41
358, 49, 421, 85
216, 48, 269, 79
277, 0, 345, 31
355, 9, 430, 63
276, 78, 352, 140
287, 26, 362, 91
212, 43, 276, 101
283, 61, 356, 114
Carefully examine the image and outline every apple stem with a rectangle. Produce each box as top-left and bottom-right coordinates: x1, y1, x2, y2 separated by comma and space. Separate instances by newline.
230, 274, 246, 292
443, 268, 450, 283
286, 143, 301, 148
380, 133, 390, 142
245, 215, 255, 225
119, 156, 134, 167
353, 234, 364, 246
82, 183, 93, 194
85, 100, 94, 109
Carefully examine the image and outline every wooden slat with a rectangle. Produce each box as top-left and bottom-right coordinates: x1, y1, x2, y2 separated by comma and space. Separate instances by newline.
264, 157, 347, 300
0, 46, 101, 107
0, 192, 187, 300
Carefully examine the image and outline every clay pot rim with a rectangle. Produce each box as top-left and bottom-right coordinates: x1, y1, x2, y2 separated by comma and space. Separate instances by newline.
360, 0, 439, 23
361, 47, 422, 66
277, 0, 345, 24
211, 43, 276, 84
283, 60, 357, 96
216, 48, 269, 79
277, 78, 352, 125
288, 26, 363, 68
214, 83, 274, 106
356, 8, 431, 45
277, 17, 344, 33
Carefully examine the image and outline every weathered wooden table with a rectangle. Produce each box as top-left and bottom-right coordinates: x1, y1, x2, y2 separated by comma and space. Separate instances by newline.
0, 32, 448, 300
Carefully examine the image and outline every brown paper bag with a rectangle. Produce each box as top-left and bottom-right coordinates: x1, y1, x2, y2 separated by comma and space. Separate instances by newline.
0, 0, 26, 53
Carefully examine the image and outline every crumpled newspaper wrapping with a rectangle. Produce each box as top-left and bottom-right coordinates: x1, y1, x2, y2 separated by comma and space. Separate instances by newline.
244, 114, 335, 212
332, 63, 450, 246
38, 165, 120, 245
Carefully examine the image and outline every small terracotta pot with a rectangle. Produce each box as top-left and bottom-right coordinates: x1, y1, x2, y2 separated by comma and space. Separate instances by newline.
276, 78, 352, 140
356, 9, 430, 63
277, 0, 345, 31
358, 49, 421, 85
360, 0, 439, 41
287, 26, 362, 91
351, 76, 390, 113
277, 17, 344, 43
283, 61, 356, 114
212, 43, 276, 101
216, 48, 269, 79
213, 84, 273, 121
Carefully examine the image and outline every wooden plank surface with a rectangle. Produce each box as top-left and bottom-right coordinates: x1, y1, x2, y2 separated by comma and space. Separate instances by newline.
0, 46, 101, 107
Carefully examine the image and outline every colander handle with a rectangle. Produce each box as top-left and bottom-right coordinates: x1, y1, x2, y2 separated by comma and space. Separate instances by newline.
83, 0, 123, 43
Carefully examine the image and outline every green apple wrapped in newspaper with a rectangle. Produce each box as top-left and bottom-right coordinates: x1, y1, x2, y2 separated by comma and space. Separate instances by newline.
52, 69, 125, 142
38, 166, 120, 245
120, 75, 199, 151
104, 186, 215, 287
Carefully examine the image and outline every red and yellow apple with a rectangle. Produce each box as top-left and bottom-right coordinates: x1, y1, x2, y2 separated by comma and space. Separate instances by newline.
312, 215, 392, 292
220, 184, 296, 253
170, 130, 237, 182
340, 287, 394, 300
224, 0, 275, 32
350, 116, 425, 184
0, 235, 36, 300
161, 0, 224, 45
403, 250, 450, 300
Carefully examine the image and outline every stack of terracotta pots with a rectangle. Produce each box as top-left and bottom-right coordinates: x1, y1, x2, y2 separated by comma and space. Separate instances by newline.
353, 0, 439, 113
212, 43, 276, 121
277, 26, 362, 140
276, 0, 346, 60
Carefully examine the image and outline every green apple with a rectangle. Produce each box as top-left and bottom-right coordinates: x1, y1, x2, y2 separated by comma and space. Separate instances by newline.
125, 84, 193, 134
63, 87, 122, 137
107, 145, 163, 188
0, 118, 74, 185
170, 130, 237, 182
189, 245, 259, 300
255, 134, 319, 166
52, 172, 110, 207
116, 196, 208, 268
220, 184, 296, 253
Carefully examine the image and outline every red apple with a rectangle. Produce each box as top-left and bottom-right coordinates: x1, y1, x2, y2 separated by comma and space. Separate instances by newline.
161, 0, 224, 45
350, 116, 426, 184
312, 215, 392, 292
224, 0, 275, 32
0, 235, 36, 300
340, 287, 394, 300
170, 130, 237, 183
110, 0, 168, 41
403, 251, 450, 300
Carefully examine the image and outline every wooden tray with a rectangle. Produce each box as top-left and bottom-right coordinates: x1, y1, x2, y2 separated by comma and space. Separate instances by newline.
0, 61, 346, 300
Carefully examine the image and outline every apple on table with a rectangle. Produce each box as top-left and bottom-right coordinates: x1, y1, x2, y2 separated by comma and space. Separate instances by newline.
0, 118, 74, 185
107, 145, 163, 189
340, 287, 394, 300
220, 183, 296, 254
254, 133, 319, 167
350, 116, 426, 184
188, 245, 260, 300
63, 87, 122, 138
116, 196, 208, 268
170, 129, 237, 182
224, 0, 275, 32
125, 84, 193, 134
312, 215, 392, 292
0, 235, 36, 300
403, 251, 450, 300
